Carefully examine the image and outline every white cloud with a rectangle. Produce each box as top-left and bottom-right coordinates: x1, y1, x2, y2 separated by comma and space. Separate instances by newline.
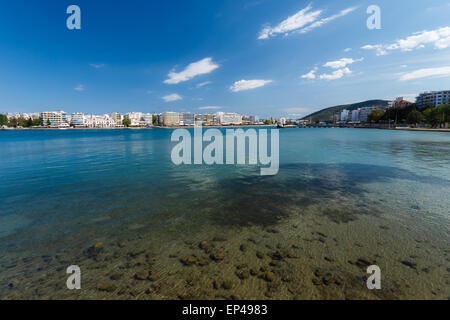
198, 106, 222, 110
258, 5, 357, 39
344, 48, 352, 52
196, 81, 212, 88
362, 26, 450, 55
323, 57, 363, 69
162, 93, 182, 102
399, 66, 450, 81
258, 5, 321, 39
229, 79, 273, 92
90, 63, 105, 69
361, 44, 388, 56
301, 67, 318, 79
297, 7, 358, 34
164, 58, 219, 84
74, 84, 85, 91
319, 67, 352, 80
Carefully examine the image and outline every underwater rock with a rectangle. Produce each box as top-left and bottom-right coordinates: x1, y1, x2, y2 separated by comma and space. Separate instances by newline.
180, 256, 197, 266
134, 270, 150, 280
265, 272, 276, 282
222, 280, 234, 290
199, 241, 212, 251
86, 242, 104, 258
256, 251, 265, 259
210, 252, 224, 261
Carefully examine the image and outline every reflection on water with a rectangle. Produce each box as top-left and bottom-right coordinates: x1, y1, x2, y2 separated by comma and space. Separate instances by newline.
0, 128, 449, 299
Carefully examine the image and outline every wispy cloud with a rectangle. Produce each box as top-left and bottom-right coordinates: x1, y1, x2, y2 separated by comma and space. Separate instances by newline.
196, 81, 212, 88
90, 63, 105, 69
258, 5, 321, 39
323, 57, 363, 69
230, 79, 273, 92
362, 26, 450, 55
344, 48, 352, 52
162, 93, 182, 102
399, 66, 450, 81
74, 84, 85, 91
164, 58, 219, 84
258, 5, 357, 39
301, 67, 318, 79
297, 7, 358, 34
319, 67, 352, 80
198, 106, 222, 110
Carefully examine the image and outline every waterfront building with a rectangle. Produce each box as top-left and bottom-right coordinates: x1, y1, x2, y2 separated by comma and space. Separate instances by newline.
215, 112, 242, 125
142, 114, 154, 126
40, 111, 65, 126
71, 113, 85, 126
162, 112, 180, 126
351, 109, 360, 122
180, 112, 195, 126
340, 110, 350, 121
416, 91, 450, 109
359, 106, 384, 122
111, 112, 123, 124
125, 112, 143, 126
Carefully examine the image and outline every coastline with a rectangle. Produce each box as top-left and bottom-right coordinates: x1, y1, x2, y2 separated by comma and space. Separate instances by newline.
1, 124, 277, 131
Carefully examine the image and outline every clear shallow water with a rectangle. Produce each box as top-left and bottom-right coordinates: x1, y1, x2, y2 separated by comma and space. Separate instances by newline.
0, 128, 449, 299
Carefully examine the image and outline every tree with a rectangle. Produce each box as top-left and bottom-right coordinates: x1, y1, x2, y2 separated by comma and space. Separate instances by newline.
27, 117, 33, 127
122, 118, 131, 127
407, 110, 424, 126
46, 119, 51, 126
152, 115, 159, 126
368, 109, 384, 123
0, 114, 7, 126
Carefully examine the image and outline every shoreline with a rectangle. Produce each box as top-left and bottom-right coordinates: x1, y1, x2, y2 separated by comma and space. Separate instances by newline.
0, 124, 277, 131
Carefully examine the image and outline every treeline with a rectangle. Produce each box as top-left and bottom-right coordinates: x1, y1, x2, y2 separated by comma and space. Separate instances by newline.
368, 103, 450, 127
0, 114, 42, 127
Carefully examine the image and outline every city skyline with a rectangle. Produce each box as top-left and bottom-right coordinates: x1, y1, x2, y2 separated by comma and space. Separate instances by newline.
0, 0, 449, 117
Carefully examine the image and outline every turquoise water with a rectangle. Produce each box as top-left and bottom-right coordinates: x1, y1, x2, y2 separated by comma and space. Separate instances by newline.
0, 128, 449, 299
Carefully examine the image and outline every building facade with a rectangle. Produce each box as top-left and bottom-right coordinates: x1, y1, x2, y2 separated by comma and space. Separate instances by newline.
416, 91, 450, 109
162, 112, 180, 126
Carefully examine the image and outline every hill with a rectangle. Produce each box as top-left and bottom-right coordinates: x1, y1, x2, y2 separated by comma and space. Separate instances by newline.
301, 100, 390, 122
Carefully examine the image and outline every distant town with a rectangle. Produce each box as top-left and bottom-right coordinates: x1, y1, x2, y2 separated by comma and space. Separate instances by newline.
0, 90, 449, 130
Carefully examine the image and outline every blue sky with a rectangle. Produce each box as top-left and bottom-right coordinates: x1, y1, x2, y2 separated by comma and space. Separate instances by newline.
0, 0, 449, 118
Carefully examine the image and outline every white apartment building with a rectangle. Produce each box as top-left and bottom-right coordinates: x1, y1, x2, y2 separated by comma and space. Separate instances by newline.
340, 110, 350, 121
351, 109, 360, 122
416, 90, 450, 109
40, 111, 66, 126
71, 113, 85, 126
215, 112, 242, 125
359, 106, 383, 122
125, 112, 143, 126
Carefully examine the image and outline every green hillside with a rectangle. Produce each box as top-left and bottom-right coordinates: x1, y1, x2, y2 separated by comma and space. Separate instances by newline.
301, 100, 390, 122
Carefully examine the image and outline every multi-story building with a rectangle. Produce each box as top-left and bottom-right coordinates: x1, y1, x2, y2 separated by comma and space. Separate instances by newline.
125, 112, 143, 126
340, 109, 350, 121
416, 91, 450, 109
142, 114, 154, 127
71, 113, 85, 126
111, 112, 123, 124
162, 112, 180, 126
351, 109, 360, 122
215, 112, 242, 125
359, 106, 384, 122
180, 112, 195, 126
40, 111, 65, 126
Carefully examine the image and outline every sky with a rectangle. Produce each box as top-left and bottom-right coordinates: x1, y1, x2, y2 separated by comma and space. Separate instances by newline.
0, 0, 449, 118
